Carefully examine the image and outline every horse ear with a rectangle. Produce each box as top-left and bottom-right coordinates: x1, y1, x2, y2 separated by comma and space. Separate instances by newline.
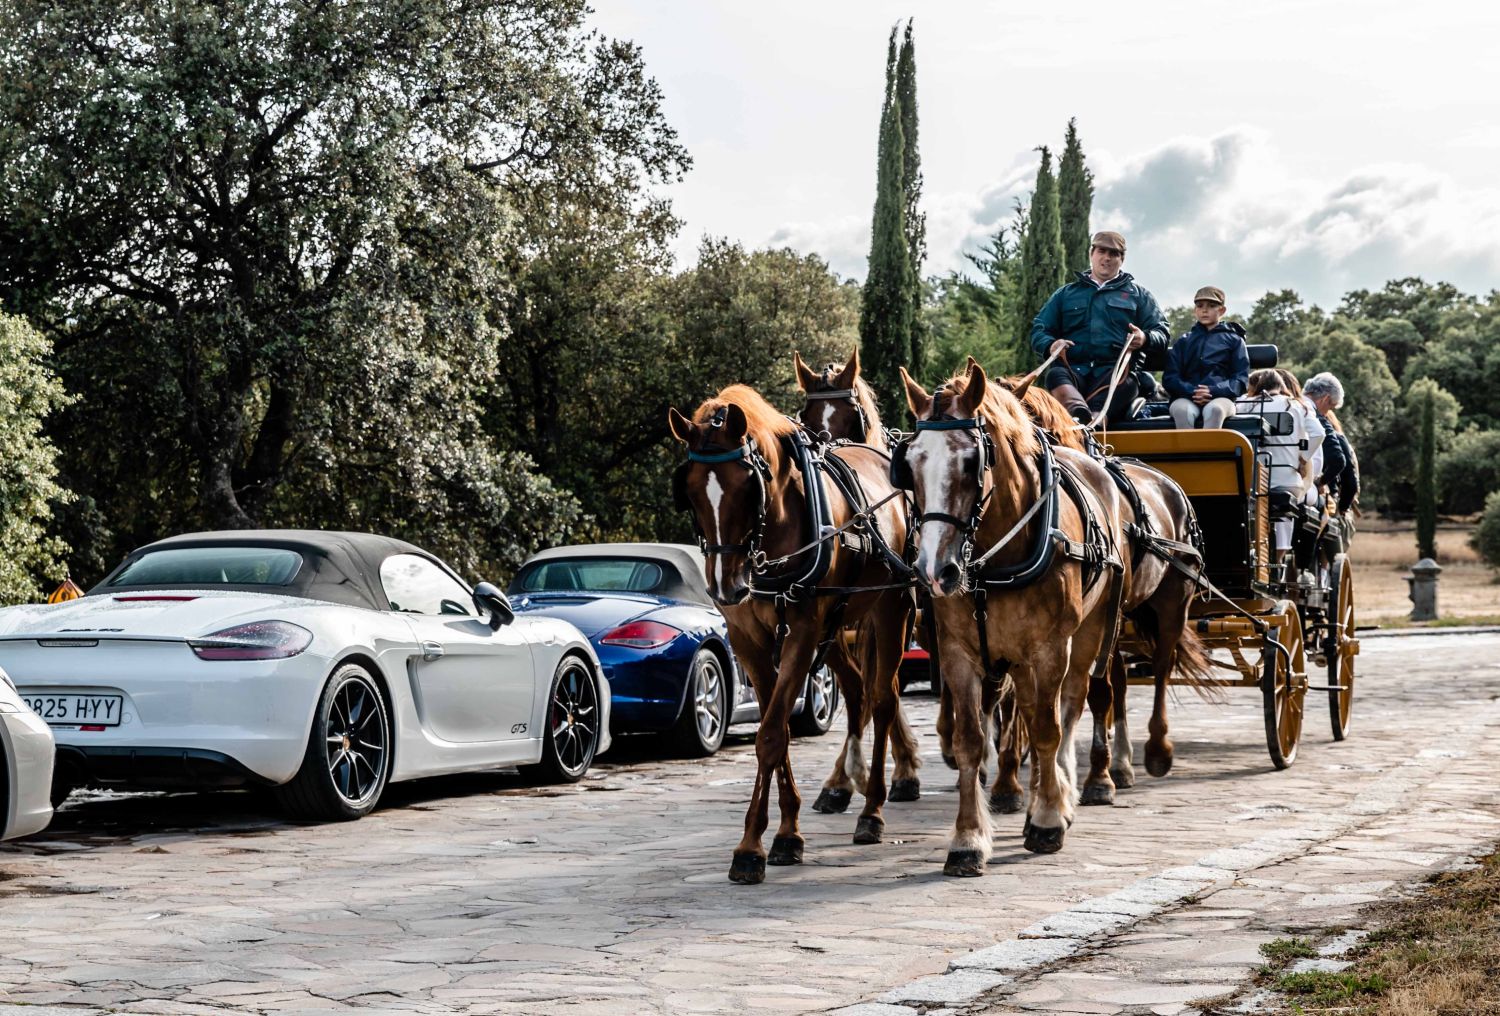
900, 367, 931, 419
722, 403, 749, 443
667, 406, 695, 445
965, 355, 982, 377
793, 351, 818, 392
956, 362, 988, 416
832, 347, 860, 388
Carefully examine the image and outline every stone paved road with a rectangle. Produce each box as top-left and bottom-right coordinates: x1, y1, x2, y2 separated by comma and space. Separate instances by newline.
2, 633, 1498, 1015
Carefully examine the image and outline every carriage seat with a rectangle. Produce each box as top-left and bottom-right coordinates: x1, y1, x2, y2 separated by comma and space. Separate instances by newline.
1246, 343, 1279, 368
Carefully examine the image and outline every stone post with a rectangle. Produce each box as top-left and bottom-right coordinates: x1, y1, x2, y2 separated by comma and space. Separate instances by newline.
1406, 558, 1442, 622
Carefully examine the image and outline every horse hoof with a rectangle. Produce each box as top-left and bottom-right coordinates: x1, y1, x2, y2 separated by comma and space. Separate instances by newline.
1110, 767, 1136, 790
943, 850, 986, 877
767, 835, 805, 866
852, 815, 885, 845
1080, 782, 1115, 807
812, 787, 853, 814
889, 777, 921, 802
728, 852, 766, 884
942, 753, 958, 771
1145, 746, 1174, 778
988, 791, 1025, 814
1022, 822, 1066, 855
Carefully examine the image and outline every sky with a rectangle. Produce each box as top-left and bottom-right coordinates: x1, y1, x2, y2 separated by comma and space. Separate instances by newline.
588, 1, 1500, 310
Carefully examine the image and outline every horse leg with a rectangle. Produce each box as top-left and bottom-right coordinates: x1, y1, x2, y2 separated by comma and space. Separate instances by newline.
1109, 651, 1137, 789
887, 696, 923, 802
942, 653, 993, 877
1020, 642, 1075, 855
854, 597, 909, 843
988, 674, 1027, 814
731, 633, 816, 884
1080, 660, 1118, 806
813, 640, 863, 814
1145, 601, 1186, 778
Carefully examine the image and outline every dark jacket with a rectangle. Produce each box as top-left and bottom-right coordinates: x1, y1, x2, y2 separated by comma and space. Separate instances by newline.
1318, 415, 1360, 513
1030, 271, 1170, 371
1163, 321, 1251, 401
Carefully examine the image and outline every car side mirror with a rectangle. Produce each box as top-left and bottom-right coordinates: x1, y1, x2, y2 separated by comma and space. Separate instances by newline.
472, 582, 514, 629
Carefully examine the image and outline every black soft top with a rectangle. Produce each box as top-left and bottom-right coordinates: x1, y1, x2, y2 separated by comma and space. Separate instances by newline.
512, 543, 711, 606
92, 530, 462, 611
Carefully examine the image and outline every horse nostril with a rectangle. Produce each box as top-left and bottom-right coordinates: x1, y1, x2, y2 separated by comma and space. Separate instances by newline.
726, 585, 750, 605
938, 563, 961, 594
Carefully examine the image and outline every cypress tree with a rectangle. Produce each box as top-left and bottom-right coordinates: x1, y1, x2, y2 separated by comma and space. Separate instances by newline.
860, 26, 913, 424
1014, 146, 1067, 361
1058, 117, 1094, 274
895, 21, 926, 375
1417, 386, 1438, 560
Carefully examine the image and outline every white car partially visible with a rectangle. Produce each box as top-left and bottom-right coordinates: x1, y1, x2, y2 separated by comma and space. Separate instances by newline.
0, 531, 611, 822
0, 665, 54, 840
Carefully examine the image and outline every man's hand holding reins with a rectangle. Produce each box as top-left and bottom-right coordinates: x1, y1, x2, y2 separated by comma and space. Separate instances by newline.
1047, 338, 1074, 359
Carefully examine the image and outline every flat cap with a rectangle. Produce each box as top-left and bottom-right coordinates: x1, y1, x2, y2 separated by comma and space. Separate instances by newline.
1090, 230, 1127, 253
1194, 286, 1226, 305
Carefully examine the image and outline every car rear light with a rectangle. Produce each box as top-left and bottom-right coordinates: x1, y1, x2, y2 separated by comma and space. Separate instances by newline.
189, 620, 313, 661
599, 620, 681, 649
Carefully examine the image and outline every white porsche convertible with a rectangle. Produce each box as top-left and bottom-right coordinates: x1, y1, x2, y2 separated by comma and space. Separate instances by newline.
0, 531, 611, 821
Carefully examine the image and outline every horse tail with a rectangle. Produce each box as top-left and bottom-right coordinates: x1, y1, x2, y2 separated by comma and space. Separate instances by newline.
1130, 608, 1225, 705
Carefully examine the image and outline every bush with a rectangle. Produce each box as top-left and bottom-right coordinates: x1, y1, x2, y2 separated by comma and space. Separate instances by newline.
1475, 490, 1500, 569
1438, 430, 1500, 515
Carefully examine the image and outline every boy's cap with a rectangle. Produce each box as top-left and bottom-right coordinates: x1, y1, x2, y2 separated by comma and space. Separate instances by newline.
1194, 286, 1226, 306
1090, 230, 1127, 252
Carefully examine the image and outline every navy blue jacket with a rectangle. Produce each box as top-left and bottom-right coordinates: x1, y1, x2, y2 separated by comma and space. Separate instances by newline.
1318, 416, 1360, 513
1163, 321, 1250, 401
1030, 271, 1170, 370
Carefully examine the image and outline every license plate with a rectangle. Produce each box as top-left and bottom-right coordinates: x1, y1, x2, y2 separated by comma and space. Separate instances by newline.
22, 694, 124, 726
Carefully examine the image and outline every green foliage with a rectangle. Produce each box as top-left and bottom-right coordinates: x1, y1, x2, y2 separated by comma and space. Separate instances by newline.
1358, 376, 1458, 515
1246, 290, 1330, 365
1259, 937, 1318, 963
859, 28, 916, 425
1057, 118, 1094, 275
0, 311, 72, 604
1404, 299, 1500, 430
1355, 317, 1425, 383
1437, 430, 1500, 515
0, 0, 686, 581
1339, 277, 1470, 343
1015, 147, 1067, 354
1474, 491, 1500, 569
1417, 386, 1438, 560
925, 209, 1026, 383
895, 21, 926, 374
1274, 969, 1388, 1003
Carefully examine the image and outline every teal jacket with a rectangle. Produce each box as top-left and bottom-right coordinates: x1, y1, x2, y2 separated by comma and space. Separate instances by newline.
1029, 271, 1170, 370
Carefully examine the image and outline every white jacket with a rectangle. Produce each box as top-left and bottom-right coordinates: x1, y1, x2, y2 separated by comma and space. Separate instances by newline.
1234, 394, 1309, 493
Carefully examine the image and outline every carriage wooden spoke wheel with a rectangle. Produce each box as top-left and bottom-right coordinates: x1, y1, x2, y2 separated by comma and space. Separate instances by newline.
1327, 553, 1357, 741
1262, 600, 1307, 770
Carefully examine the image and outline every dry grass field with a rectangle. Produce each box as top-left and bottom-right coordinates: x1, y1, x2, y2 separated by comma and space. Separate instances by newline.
1349, 515, 1500, 627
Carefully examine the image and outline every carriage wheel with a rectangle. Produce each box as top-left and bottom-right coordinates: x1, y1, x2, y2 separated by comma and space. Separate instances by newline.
1261, 601, 1306, 770
1327, 554, 1356, 741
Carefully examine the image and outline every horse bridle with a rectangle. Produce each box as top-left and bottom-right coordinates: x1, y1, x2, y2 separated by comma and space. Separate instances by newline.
801, 365, 869, 442
891, 411, 997, 571
674, 410, 773, 562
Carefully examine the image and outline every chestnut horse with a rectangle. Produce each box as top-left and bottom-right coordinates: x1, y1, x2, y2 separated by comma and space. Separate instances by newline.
793, 349, 923, 808
993, 376, 1215, 807
896, 361, 1128, 873
669, 385, 912, 884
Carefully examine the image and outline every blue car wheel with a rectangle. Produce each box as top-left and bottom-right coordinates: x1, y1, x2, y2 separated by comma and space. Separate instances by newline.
670, 648, 729, 757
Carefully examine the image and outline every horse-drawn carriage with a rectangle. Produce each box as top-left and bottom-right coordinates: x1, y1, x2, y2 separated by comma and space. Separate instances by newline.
1107, 343, 1358, 767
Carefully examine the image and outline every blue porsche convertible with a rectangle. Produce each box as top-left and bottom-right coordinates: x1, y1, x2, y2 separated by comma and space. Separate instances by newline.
508, 544, 839, 756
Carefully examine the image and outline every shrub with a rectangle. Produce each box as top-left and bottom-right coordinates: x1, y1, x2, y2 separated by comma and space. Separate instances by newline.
1474, 490, 1500, 570
1437, 429, 1500, 515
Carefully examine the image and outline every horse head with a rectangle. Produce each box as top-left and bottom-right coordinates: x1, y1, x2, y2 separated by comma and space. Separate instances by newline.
795, 348, 885, 448
668, 391, 789, 607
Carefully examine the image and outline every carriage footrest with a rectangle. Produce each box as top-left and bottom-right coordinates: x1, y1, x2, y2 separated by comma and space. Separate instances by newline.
1305, 684, 1350, 692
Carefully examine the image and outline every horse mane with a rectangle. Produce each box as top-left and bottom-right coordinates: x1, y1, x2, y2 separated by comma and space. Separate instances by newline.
694, 384, 799, 472
930, 370, 1040, 459
998, 376, 1086, 452
850, 375, 888, 450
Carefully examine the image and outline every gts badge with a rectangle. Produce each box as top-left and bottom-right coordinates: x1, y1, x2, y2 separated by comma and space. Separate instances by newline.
510, 722, 528, 734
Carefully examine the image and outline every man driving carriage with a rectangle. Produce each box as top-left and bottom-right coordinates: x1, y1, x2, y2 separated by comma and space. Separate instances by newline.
1030, 230, 1170, 424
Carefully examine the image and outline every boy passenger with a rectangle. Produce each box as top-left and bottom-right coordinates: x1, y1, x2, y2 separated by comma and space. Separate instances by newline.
1163, 286, 1250, 429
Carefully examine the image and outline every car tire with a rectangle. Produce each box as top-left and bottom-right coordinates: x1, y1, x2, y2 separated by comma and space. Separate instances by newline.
790, 665, 839, 737
669, 648, 730, 757
275, 663, 392, 822
523, 655, 600, 784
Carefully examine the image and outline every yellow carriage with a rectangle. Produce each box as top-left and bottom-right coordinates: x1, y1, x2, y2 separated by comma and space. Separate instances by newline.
1106, 357, 1358, 768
